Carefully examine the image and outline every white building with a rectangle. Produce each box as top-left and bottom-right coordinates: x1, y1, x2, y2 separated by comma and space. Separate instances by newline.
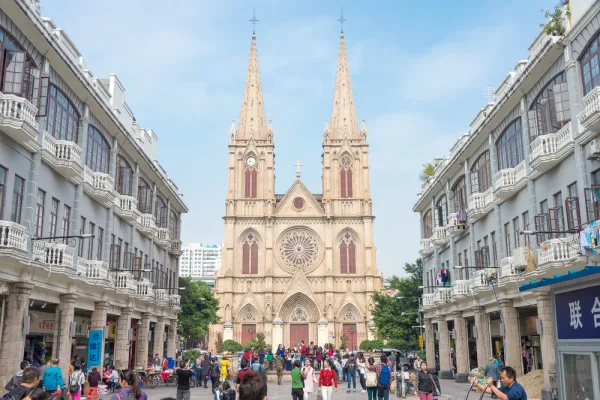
179, 243, 223, 286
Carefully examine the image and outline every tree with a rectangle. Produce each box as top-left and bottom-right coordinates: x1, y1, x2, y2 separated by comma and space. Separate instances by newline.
223, 340, 242, 353
371, 259, 423, 352
256, 333, 267, 350
215, 332, 224, 354
177, 277, 219, 343
541, 1, 571, 36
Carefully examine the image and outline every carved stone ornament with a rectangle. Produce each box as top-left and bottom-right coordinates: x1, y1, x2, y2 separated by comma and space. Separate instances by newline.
276, 227, 323, 273
291, 306, 308, 321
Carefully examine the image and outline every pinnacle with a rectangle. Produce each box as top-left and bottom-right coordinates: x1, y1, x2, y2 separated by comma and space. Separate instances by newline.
330, 32, 359, 139
237, 34, 267, 140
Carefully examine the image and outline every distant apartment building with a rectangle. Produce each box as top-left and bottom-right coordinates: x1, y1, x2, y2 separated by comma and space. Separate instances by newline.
179, 243, 223, 287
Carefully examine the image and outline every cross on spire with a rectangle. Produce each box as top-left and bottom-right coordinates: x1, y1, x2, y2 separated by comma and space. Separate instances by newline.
250, 9, 259, 34
338, 9, 346, 34
295, 161, 303, 178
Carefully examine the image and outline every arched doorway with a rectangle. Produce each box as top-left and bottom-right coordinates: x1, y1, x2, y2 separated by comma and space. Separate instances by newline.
278, 292, 320, 346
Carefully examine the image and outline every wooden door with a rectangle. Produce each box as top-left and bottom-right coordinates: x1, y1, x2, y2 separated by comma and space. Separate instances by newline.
290, 324, 309, 348
343, 323, 357, 351
242, 324, 256, 345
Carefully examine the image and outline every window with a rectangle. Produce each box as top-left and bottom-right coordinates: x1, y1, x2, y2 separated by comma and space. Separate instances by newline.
245, 168, 258, 198
88, 222, 95, 260
423, 209, 432, 238
154, 196, 167, 228
10, 175, 24, 223
453, 176, 467, 213
169, 210, 179, 239
535, 200, 549, 244
115, 156, 133, 195
528, 72, 570, 141
61, 205, 71, 243
86, 125, 110, 173
581, 33, 600, 94
491, 231, 497, 266
551, 192, 565, 238
464, 250, 469, 274
457, 253, 463, 279
522, 212, 530, 246
241, 232, 258, 274
435, 195, 448, 227
566, 182, 581, 230
505, 222, 511, 257
78, 216, 85, 257
470, 151, 491, 194
340, 168, 353, 198
35, 189, 45, 237
97, 227, 103, 261
513, 217, 520, 249
138, 178, 152, 214
118, 238, 123, 268
48, 198, 59, 238
496, 119, 524, 170
340, 232, 357, 274
0, 166, 6, 218
45, 86, 79, 142
561, 354, 595, 399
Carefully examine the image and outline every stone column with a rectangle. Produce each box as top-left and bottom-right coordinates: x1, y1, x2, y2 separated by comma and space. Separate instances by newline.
52, 294, 77, 378
153, 317, 167, 358
437, 319, 452, 379
90, 301, 108, 368
135, 312, 151, 368
0, 283, 32, 387
424, 318, 435, 368
499, 299, 523, 376
223, 321, 233, 341
272, 318, 283, 352
317, 318, 329, 347
453, 312, 469, 382
474, 307, 492, 369
367, 320, 375, 340
536, 293, 556, 400
167, 319, 178, 358
114, 308, 133, 370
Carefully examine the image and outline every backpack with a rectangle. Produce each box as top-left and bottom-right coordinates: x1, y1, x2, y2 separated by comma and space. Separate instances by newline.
378, 364, 390, 388
69, 372, 81, 393
211, 363, 220, 379
366, 370, 378, 387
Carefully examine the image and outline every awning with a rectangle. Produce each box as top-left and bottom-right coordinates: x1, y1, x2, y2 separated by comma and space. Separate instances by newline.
518, 266, 600, 292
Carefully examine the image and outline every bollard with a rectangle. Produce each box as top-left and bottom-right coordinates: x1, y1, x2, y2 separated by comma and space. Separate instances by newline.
400, 372, 406, 398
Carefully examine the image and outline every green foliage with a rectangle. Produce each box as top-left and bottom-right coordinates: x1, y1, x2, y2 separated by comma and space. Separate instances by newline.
540, 1, 571, 36
371, 259, 423, 352
177, 277, 220, 341
359, 340, 384, 351
419, 163, 435, 183
243, 339, 259, 350
340, 335, 348, 350
182, 349, 201, 362
215, 332, 224, 354
255, 333, 267, 350
222, 339, 242, 353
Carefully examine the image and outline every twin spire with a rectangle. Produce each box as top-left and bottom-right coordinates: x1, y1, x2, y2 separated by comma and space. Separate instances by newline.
234, 29, 362, 141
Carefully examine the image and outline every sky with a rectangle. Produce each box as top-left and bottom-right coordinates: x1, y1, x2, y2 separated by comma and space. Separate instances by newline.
42, 0, 554, 278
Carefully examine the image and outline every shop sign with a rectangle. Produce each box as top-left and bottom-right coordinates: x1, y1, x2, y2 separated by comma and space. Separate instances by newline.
107, 322, 116, 339
28, 312, 89, 336
87, 330, 103, 368
555, 284, 600, 339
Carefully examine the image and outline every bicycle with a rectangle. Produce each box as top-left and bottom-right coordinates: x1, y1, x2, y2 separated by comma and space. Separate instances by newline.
136, 371, 160, 389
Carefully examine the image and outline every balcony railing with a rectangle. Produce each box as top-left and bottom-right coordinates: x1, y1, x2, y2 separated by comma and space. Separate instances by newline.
493, 161, 526, 203
0, 92, 40, 152
137, 214, 157, 238
419, 238, 434, 257
135, 278, 154, 300
41, 131, 83, 184
76, 259, 109, 281
451, 279, 471, 298
434, 288, 452, 304
497, 256, 521, 287
83, 167, 115, 207
467, 188, 494, 222
537, 234, 580, 272
470, 270, 491, 292
445, 212, 468, 236
169, 294, 181, 309
529, 122, 574, 178
113, 193, 140, 224
169, 239, 182, 257
432, 226, 449, 248
114, 271, 136, 295
0, 220, 28, 253
155, 228, 170, 249
422, 293, 435, 309
42, 242, 74, 273
578, 86, 600, 139
154, 289, 169, 306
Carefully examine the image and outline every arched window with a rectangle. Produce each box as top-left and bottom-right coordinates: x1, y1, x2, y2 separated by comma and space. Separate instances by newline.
435, 195, 448, 227
241, 232, 258, 274
528, 72, 570, 142
470, 151, 491, 194
169, 210, 179, 239
581, 35, 600, 94
115, 156, 133, 195
340, 232, 357, 274
245, 168, 257, 198
496, 119, 524, 170
340, 153, 353, 198
453, 176, 467, 213
154, 196, 167, 228
46, 86, 79, 142
423, 209, 432, 238
138, 178, 152, 214
86, 125, 110, 173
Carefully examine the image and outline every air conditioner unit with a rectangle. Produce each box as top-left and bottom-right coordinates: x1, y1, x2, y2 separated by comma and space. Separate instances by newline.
589, 138, 600, 161
512, 246, 537, 272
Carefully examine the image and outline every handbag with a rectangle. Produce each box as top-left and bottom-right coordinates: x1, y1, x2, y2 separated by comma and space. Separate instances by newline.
366, 371, 378, 387
429, 374, 440, 395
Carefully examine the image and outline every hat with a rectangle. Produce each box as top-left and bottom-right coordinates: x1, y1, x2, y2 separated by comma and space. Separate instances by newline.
489, 357, 495, 362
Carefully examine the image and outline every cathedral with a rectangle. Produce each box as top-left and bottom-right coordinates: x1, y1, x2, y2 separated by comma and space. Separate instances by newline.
210, 29, 383, 352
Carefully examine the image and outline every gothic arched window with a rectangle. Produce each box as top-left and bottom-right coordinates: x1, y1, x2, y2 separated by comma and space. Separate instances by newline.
154, 196, 167, 228
115, 156, 133, 195
453, 176, 467, 213
340, 153, 353, 198
86, 125, 110, 173
423, 209, 432, 238
435, 195, 448, 227
496, 119, 524, 170
138, 178, 152, 214
340, 232, 356, 274
245, 168, 257, 198
470, 151, 491, 194
242, 232, 258, 274
528, 72, 570, 142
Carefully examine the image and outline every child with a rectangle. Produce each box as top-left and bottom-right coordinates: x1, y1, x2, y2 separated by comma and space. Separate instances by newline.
222, 381, 236, 400
213, 380, 222, 400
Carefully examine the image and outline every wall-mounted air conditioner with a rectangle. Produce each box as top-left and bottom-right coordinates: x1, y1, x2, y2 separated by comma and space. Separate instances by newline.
589, 138, 600, 161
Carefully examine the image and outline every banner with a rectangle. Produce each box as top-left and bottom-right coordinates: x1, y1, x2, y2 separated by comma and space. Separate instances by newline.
87, 330, 103, 368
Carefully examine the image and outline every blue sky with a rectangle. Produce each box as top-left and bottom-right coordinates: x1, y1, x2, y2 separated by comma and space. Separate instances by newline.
43, 0, 553, 278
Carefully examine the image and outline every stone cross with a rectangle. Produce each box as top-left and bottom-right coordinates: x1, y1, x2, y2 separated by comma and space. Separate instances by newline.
338, 9, 346, 33
295, 161, 303, 178
250, 9, 259, 34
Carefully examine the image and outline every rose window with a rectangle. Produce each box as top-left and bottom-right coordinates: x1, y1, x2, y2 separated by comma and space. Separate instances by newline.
340, 154, 353, 168
276, 228, 322, 272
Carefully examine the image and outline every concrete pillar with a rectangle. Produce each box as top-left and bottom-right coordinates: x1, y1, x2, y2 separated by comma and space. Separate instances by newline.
453, 312, 469, 382
167, 319, 178, 358
52, 293, 77, 378
223, 321, 233, 341
317, 318, 328, 347
367, 320, 375, 341
90, 301, 108, 368
536, 293, 556, 400
424, 318, 435, 368
0, 283, 32, 387
272, 318, 283, 352
437, 319, 452, 379
474, 307, 492, 369
153, 317, 167, 358
499, 299, 523, 376
114, 307, 133, 370
135, 312, 151, 369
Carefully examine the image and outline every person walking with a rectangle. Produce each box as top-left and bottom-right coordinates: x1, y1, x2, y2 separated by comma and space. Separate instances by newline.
175, 360, 194, 400
300, 341, 307, 365
302, 359, 318, 400
201, 354, 211, 388
346, 354, 357, 392
365, 357, 379, 400
356, 354, 367, 393
471, 366, 527, 400
389, 352, 397, 373
414, 362, 440, 400
4, 367, 41, 400
210, 357, 221, 393
110, 370, 148, 400
5, 360, 29, 390
375, 355, 392, 400
236, 359, 251, 391
69, 364, 85, 400
194, 355, 203, 387
291, 360, 304, 400
275, 354, 284, 385
318, 359, 338, 400
484, 357, 501, 398
251, 358, 265, 374
42, 359, 64, 396
220, 354, 232, 382
86, 366, 102, 400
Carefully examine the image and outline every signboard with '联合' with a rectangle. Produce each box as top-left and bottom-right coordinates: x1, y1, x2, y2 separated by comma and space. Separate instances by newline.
555, 284, 600, 340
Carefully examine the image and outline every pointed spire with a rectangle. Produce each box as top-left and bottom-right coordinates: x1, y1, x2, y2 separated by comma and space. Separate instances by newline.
330, 32, 359, 139
237, 34, 267, 140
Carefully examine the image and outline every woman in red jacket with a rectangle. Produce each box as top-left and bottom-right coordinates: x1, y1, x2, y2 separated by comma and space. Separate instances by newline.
318, 359, 338, 400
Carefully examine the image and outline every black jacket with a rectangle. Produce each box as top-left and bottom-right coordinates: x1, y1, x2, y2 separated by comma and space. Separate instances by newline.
416, 371, 440, 394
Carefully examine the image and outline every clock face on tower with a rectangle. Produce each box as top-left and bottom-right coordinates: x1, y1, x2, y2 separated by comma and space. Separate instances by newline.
246, 156, 257, 167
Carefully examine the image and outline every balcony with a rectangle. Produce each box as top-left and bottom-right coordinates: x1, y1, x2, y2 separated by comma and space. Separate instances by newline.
451, 279, 471, 298
41, 131, 83, 184
0, 221, 29, 257
155, 228, 170, 250
431, 227, 449, 248
497, 257, 520, 287
135, 278, 154, 301
470, 270, 492, 293
422, 293, 435, 309
169, 294, 181, 309
41, 242, 74, 274
445, 212, 468, 237
493, 161, 527, 204
113, 193, 140, 224
154, 289, 169, 307
433, 288, 452, 305
83, 167, 115, 207
419, 238, 434, 257
578, 87, 600, 143
536, 235, 581, 273
169, 239, 182, 257
0, 92, 40, 152
114, 271, 136, 295
137, 214, 157, 238
467, 188, 494, 222
76, 259, 109, 282
529, 122, 574, 179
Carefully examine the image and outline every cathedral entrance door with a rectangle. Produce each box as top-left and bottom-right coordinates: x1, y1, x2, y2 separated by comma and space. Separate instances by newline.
289, 324, 309, 348
242, 324, 256, 345
343, 323, 358, 351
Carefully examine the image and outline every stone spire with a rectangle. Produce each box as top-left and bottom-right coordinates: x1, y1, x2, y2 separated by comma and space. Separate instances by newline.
237, 34, 267, 140
330, 32, 359, 139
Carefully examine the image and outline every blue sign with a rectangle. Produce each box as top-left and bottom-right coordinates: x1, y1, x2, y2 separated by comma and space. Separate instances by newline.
555, 284, 600, 340
87, 329, 103, 368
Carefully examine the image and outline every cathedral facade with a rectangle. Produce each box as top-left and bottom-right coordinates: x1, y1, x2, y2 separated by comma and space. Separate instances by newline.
210, 30, 383, 351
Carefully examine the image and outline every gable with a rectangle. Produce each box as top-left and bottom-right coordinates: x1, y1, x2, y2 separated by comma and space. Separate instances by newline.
274, 179, 325, 217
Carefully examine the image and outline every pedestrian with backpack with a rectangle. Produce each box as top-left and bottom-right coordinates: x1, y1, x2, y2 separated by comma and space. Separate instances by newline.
210, 357, 221, 394
69, 364, 85, 400
4, 361, 29, 391
3, 367, 41, 400
375, 355, 392, 400
365, 357, 378, 400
